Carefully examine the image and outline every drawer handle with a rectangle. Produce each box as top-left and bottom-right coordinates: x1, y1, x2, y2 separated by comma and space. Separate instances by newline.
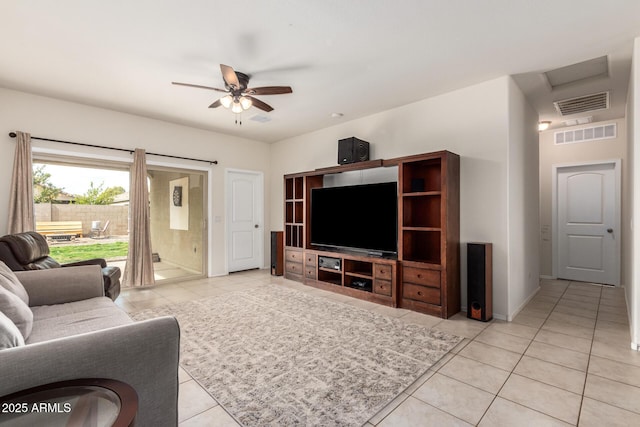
417, 274, 422, 279
417, 291, 423, 296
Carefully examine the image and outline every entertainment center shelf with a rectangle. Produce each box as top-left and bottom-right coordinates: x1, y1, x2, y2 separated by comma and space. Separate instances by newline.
283, 150, 460, 318
292, 248, 397, 306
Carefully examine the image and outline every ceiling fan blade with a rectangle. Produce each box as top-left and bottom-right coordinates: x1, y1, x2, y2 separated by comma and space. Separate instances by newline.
245, 86, 293, 95
172, 82, 227, 92
247, 96, 274, 112
208, 99, 222, 108
220, 64, 240, 89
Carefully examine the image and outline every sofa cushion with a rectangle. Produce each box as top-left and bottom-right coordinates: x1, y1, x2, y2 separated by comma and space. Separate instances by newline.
0, 261, 29, 304
27, 297, 133, 344
0, 285, 33, 339
0, 311, 25, 349
30, 296, 116, 320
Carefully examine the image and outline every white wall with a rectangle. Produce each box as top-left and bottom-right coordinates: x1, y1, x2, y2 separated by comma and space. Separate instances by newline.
507, 78, 540, 318
270, 76, 539, 319
629, 37, 640, 349
0, 88, 271, 276
539, 119, 628, 279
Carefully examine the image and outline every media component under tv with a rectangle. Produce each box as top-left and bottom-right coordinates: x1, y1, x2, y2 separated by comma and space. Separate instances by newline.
310, 181, 397, 256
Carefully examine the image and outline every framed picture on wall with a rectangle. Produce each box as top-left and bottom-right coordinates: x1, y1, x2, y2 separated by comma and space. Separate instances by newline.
170, 177, 189, 230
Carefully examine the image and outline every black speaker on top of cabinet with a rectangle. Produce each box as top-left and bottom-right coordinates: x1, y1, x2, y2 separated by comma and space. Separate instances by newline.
271, 231, 283, 276
338, 137, 370, 165
467, 242, 492, 322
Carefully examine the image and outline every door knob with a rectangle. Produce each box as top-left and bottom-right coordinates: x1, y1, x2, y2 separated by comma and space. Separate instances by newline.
255, 224, 259, 228
607, 228, 613, 233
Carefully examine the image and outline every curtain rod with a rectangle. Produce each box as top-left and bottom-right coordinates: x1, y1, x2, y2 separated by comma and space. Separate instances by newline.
8, 132, 218, 165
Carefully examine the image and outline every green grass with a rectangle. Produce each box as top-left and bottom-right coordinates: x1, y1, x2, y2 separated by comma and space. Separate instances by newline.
49, 242, 129, 263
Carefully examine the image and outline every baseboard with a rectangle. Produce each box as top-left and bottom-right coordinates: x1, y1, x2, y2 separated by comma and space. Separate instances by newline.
208, 272, 228, 278
459, 307, 507, 321
539, 275, 555, 280
632, 342, 639, 351
507, 285, 541, 322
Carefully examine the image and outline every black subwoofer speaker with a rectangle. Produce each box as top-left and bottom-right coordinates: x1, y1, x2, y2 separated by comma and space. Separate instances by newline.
338, 137, 370, 165
271, 231, 283, 276
467, 242, 493, 322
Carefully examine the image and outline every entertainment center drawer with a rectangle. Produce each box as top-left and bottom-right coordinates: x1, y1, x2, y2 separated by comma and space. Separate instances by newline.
304, 253, 316, 266
285, 250, 303, 263
403, 283, 440, 305
374, 279, 392, 296
305, 266, 317, 279
285, 261, 303, 275
403, 267, 440, 288
374, 264, 392, 280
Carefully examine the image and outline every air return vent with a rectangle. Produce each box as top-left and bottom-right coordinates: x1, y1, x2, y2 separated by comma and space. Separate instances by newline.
554, 123, 616, 145
553, 91, 609, 116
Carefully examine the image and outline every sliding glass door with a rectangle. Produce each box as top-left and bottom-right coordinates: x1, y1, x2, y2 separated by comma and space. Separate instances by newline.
31, 155, 208, 284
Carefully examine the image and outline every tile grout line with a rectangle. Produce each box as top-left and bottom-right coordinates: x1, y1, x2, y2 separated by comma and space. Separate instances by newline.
476, 279, 576, 425
574, 281, 603, 427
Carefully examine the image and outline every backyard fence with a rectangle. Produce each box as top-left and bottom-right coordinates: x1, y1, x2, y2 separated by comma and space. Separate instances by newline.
35, 203, 129, 236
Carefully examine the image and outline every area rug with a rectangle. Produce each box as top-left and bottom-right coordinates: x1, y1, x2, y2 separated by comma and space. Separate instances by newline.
131, 284, 461, 426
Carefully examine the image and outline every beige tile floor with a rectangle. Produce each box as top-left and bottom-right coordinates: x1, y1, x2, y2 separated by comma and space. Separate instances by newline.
116, 271, 640, 426
112, 260, 201, 282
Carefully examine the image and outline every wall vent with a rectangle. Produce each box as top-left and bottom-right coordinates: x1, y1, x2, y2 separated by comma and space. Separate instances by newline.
554, 123, 616, 145
553, 91, 609, 116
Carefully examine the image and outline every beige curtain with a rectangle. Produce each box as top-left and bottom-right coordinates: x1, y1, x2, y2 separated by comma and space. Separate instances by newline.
7, 131, 35, 234
123, 149, 155, 287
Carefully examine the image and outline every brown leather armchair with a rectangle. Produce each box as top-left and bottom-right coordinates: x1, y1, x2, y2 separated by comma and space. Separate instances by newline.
0, 231, 121, 300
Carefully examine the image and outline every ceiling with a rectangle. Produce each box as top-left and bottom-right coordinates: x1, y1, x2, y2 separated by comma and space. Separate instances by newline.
2, 1, 640, 142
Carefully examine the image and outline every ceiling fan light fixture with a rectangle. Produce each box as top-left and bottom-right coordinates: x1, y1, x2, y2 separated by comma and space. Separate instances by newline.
240, 96, 252, 110
231, 101, 243, 114
220, 95, 233, 108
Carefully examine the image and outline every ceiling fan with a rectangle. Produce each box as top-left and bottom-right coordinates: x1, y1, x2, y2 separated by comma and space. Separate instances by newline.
172, 64, 293, 114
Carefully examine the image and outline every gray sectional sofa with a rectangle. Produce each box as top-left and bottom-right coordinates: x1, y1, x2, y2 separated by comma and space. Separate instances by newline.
0, 261, 180, 426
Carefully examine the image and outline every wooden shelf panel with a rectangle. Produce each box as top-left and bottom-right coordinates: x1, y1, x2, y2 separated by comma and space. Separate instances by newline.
314, 159, 383, 174
285, 177, 305, 200
402, 230, 441, 264
402, 226, 441, 232
402, 191, 441, 197
318, 266, 342, 274
317, 269, 342, 286
344, 281, 373, 293
294, 201, 303, 223
344, 259, 373, 278
345, 271, 373, 280
401, 158, 442, 193
285, 224, 304, 248
402, 194, 441, 228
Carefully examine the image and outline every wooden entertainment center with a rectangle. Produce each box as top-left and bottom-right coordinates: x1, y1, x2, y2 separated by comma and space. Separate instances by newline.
283, 150, 460, 318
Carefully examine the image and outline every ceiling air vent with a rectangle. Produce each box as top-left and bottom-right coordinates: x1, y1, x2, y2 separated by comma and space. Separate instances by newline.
250, 114, 271, 123
553, 91, 609, 116
554, 123, 616, 145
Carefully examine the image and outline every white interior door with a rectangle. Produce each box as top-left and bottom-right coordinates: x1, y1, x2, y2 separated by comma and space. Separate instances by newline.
556, 162, 620, 285
227, 170, 263, 272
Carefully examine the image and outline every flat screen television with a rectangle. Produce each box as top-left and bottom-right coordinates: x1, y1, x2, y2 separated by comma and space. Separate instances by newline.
310, 182, 397, 256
